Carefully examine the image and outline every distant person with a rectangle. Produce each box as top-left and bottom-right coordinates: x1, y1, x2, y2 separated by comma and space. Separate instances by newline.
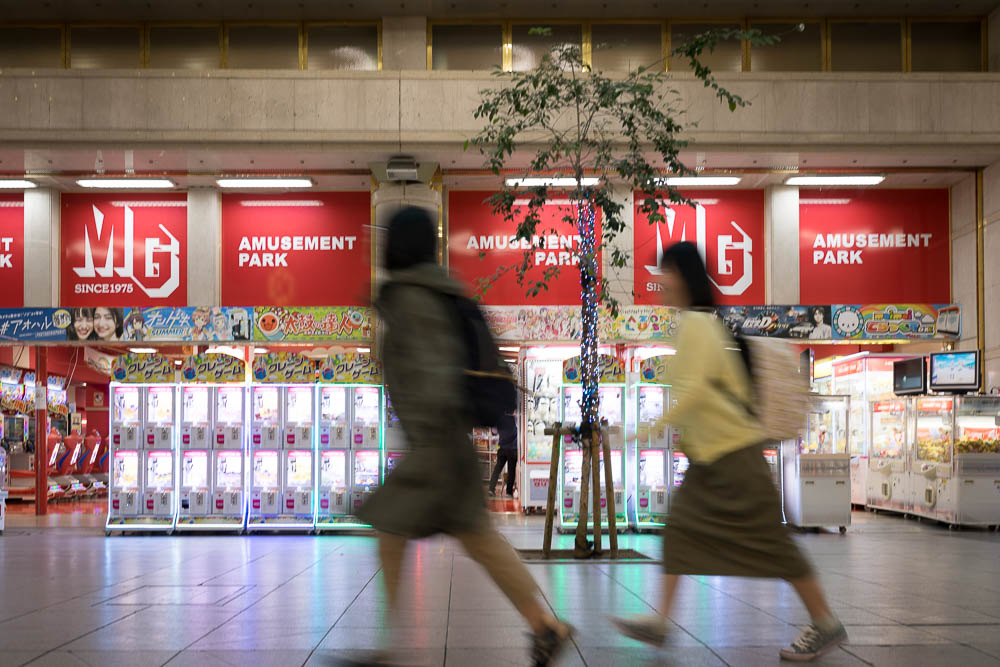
489, 413, 518, 497
357, 207, 573, 667
611, 242, 846, 662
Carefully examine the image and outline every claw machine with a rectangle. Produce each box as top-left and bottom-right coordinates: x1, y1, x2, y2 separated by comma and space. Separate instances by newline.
866, 397, 910, 513
909, 396, 955, 523
176, 354, 247, 532
316, 353, 383, 530
831, 354, 911, 507
248, 353, 316, 531
951, 395, 1000, 526
384, 395, 405, 478
630, 354, 677, 530
107, 355, 178, 534
557, 354, 627, 533
782, 394, 851, 532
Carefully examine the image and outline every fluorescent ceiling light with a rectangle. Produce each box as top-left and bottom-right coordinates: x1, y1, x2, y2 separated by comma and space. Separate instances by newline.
657, 176, 741, 186
784, 175, 884, 186
505, 177, 600, 188
128, 347, 157, 354
216, 178, 313, 189
253, 348, 268, 354
503, 358, 518, 364
499, 346, 520, 352
76, 178, 175, 189
0, 179, 37, 189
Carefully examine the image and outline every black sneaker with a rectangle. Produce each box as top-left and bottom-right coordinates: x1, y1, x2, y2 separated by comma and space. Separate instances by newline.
780, 621, 848, 661
531, 622, 575, 666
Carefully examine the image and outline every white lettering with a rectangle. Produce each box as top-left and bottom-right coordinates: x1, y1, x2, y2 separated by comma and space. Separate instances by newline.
293, 236, 303, 251
0, 254, 11, 268
239, 237, 251, 251
813, 235, 825, 248
813, 250, 824, 264
238, 252, 250, 267
275, 253, 288, 267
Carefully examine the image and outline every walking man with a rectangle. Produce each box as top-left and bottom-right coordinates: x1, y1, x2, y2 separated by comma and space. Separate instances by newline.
489, 412, 518, 497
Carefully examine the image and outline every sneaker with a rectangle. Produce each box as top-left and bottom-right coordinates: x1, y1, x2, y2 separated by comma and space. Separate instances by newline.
780, 621, 848, 662
609, 614, 668, 648
531, 621, 575, 667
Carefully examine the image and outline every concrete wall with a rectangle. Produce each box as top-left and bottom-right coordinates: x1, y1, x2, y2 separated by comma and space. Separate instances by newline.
22, 188, 58, 307
983, 162, 1000, 392
4, 71, 1000, 151
951, 174, 979, 352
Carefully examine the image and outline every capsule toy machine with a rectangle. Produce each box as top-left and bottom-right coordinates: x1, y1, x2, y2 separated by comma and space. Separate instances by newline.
557, 355, 628, 533
177, 354, 247, 532
248, 353, 316, 531
831, 354, 909, 507
630, 355, 675, 531
866, 397, 911, 514
107, 354, 178, 534
782, 394, 851, 532
316, 353, 382, 529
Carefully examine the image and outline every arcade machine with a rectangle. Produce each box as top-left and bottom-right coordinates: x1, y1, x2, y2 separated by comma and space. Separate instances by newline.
630, 355, 677, 531
866, 397, 910, 514
384, 396, 406, 479
248, 353, 315, 531
107, 359, 178, 533
781, 394, 851, 532
557, 355, 627, 533
45, 426, 69, 500
176, 356, 247, 532
316, 355, 385, 530
52, 428, 88, 498
831, 353, 911, 507
75, 429, 106, 496
0, 444, 6, 532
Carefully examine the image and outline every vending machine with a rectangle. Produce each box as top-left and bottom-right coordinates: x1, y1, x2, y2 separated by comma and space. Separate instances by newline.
557, 355, 628, 533
248, 353, 316, 531
176, 354, 247, 532
630, 355, 677, 531
866, 398, 910, 514
781, 394, 851, 532
106, 355, 178, 533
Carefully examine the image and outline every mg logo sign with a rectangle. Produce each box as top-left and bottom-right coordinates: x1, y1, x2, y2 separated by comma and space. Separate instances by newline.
62, 194, 187, 306
633, 190, 765, 305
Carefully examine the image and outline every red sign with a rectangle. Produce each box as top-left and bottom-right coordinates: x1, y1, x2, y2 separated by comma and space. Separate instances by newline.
448, 191, 602, 306
61, 194, 187, 306
221, 192, 369, 306
799, 189, 950, 303
0, 196, 24, 307
633, 190, 765, 305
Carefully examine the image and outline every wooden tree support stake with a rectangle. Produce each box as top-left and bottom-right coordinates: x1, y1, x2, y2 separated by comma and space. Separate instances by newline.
601, 424, 619, 558
542, 423, 563, 559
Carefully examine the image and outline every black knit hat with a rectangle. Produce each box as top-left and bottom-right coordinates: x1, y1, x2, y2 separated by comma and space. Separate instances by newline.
385, 206, 437, 271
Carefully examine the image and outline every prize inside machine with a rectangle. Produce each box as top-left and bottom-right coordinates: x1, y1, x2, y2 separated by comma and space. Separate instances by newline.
866, 397, 911, 514
557, 355, 627, 533
177, 384, 246, 531
781, 394, 851, 532
249, 383, 315, 530
349, 386, 382, 518
107, 383, 177, 533
518, 346, 592, 514
831, 354, 908, 507
631, 353, 677, 531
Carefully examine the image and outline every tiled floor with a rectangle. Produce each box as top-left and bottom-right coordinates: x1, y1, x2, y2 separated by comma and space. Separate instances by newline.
0, 510, 999, 666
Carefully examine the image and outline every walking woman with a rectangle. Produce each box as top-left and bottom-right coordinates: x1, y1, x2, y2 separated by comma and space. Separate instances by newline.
611, 242, 846, 662
357, 207, 573, 667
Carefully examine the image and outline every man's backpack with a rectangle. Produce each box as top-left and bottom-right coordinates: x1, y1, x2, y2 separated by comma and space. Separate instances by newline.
440, 293, 519, 428
734, 335, 810, 441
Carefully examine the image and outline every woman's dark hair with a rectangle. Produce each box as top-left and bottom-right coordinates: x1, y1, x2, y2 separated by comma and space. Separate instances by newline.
67, 307, 97, 341
385, 206, 437, 271
660, 241, 715, 309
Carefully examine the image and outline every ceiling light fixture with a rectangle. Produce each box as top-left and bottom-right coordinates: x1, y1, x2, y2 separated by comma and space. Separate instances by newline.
656, 176, 742, 186
76, 178, 175, 189
0, 179, 37, 189
784, 175, 885, 186
253, 348, 268, 354
505, 177, 600, 187
498, 346, 520, 352
216, 178, 314, 189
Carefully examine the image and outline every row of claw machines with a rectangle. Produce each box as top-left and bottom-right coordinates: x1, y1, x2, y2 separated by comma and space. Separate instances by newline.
517, 345, 853, 533
106, 351, 402, 535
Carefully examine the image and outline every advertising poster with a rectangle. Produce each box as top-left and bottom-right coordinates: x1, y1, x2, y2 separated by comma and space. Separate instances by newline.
639, 356, 671, 385
221, 192, 370, 306
831, 304, 960, 340
61, 194, 188, 307
717, 305, 833, 339
563, 355, 625, 384
0, 308, 71, 341
799, 189, 950, 303
111, 354, 176, 383
633, 190, 766, 305
318, 354, 382, 384
480, 305, 679, 342
448, 191, 602, 306
120, 307, 253, 342
251, 352, 315, 383
180, 354, 246, 383
0, 196, 24, 307
253, 306, 372, 342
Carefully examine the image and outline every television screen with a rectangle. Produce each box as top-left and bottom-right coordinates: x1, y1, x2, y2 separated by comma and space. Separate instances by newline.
893, 358, 926, 396
929, 351, 980, 393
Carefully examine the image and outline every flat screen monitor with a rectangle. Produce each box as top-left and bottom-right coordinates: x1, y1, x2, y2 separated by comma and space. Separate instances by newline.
929, 351, 980, 393
893, 357, 927, 396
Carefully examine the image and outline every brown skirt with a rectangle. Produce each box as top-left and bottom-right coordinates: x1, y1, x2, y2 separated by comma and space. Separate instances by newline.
664, 444, 813, 579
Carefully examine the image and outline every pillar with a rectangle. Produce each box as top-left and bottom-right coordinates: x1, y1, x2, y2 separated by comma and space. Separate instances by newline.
187, 188, 221, 306
23, 187, 59, 307
950, 174, 979, 352
765, 185, 799, 305
371, 181, 442, 291
34, 347, 48, 515
981, 163, 1000, 392
603, 187, 634, 307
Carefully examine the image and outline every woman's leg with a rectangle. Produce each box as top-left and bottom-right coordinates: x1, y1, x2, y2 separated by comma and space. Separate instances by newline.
377, 531, 409, 618
657, 574, 682, 618
788, 576, 833, 623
